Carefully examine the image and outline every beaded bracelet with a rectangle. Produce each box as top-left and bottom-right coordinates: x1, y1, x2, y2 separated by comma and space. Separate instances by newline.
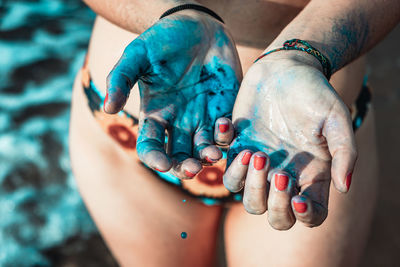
160, 4, 224, 24
255, 39, 332, 80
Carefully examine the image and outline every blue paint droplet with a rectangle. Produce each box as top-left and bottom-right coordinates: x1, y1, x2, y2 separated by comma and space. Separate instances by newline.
355, 117, 362, 128
181, 232, 187, 239
182, 199, 186, 203
233, 194, 243, 201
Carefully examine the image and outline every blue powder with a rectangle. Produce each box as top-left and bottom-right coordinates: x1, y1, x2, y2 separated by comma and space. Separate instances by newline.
180, 232, 188, 239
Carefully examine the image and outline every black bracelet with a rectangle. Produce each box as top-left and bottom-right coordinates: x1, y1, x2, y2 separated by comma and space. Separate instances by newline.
160, 4, 224, 23
255, 39, 332, 80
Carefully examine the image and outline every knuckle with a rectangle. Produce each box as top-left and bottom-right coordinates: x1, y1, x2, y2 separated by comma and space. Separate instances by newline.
216, 139, 231, 146
223, 178, 244, 193
268, 205, 290, 214
248, 182, 265, 190
243, 199, 266, 215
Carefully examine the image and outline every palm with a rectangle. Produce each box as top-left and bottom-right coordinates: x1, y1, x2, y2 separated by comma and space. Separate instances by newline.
138, 20, 239, 138
232, 64, 335, 179
224, 58, 356, 229
106, 12, 241, 178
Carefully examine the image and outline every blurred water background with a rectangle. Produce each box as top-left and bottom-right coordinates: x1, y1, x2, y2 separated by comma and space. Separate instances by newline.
0, 0, 116, 266
0, 0, 399, 266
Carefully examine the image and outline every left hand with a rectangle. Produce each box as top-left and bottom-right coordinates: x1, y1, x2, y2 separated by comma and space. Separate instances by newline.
223, 52, 357, 229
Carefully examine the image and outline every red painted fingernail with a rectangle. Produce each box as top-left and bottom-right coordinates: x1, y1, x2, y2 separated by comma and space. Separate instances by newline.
293, 199, 308, 213
241, 152, 252, 165
346, 172, 352, 191
103, 93, 108, 112
155, 168, 167, 173
253, 155, 266, 170
205, 156, 216, 163
184, 170, 196, 178
275, 173, 289, 191
219, 123, 229, 133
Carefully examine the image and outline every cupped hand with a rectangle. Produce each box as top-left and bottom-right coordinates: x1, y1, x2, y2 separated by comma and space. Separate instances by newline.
105, 11, 241, 178
223, 52, 357, 229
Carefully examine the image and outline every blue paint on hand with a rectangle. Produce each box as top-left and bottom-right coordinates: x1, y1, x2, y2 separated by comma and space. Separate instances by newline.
107, 13, 242, 172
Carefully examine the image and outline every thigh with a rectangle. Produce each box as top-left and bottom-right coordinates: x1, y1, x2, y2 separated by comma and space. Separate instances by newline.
224, 107, 378, 267
69, 72, 222, 267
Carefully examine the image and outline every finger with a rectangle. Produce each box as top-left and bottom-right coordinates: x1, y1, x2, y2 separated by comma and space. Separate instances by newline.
223, 149, 253, 192
172, 157, 203, 179
214, 117, 234, 146
323, 102, 358, 193
171, 155, 203, 179
243, 152, 270, 215
267, 171, 297, 230
287, 155, 330, 228
169, 128, 202, 179
105, 39, 149, 114
291, 180, 329, 228
194, 127, 222, 164
169, 127, 192, 158
137, 117, 171, 172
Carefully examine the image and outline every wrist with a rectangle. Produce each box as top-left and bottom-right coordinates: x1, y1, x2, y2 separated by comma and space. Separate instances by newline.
159, 3, 224, 24
255, 49, 325, 75
256, 39, 333, 79
128, 1, 200, 32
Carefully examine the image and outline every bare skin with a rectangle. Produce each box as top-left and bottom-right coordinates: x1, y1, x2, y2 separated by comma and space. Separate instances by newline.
70, 0, 398, 265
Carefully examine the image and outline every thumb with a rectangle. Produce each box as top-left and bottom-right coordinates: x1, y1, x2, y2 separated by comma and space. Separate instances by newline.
323, 101, 358, 193
105, 39, 149, 114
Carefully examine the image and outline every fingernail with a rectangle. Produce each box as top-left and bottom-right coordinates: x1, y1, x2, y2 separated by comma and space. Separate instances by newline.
241, 152, 252, 165
184, 170, 196, 178
155, 168, 167, 173
346, 172, 352, 191
103, 93, 108, 112
219, 123, 229, 133
253, 155, 266, 170
293, 198, 308, 213
275, 173, 289, 191
205, 156, 216, 163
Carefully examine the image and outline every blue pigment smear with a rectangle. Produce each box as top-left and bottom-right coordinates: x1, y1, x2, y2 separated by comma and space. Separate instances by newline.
180, 232, 188, 239
182, 199, 186, 203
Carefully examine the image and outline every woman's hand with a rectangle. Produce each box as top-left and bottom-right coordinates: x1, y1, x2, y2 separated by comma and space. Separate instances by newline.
223, 52, 357, 229
105, 11, 241, 178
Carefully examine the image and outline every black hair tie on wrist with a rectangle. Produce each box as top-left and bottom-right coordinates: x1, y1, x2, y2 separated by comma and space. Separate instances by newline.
160, 4, 224, 23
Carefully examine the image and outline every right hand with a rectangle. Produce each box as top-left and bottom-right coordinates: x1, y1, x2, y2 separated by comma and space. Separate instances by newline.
105, 11, 241, 178
223, 52, 357, 229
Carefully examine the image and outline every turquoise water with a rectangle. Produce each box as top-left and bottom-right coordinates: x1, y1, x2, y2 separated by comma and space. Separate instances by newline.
0, 1, 106, 266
